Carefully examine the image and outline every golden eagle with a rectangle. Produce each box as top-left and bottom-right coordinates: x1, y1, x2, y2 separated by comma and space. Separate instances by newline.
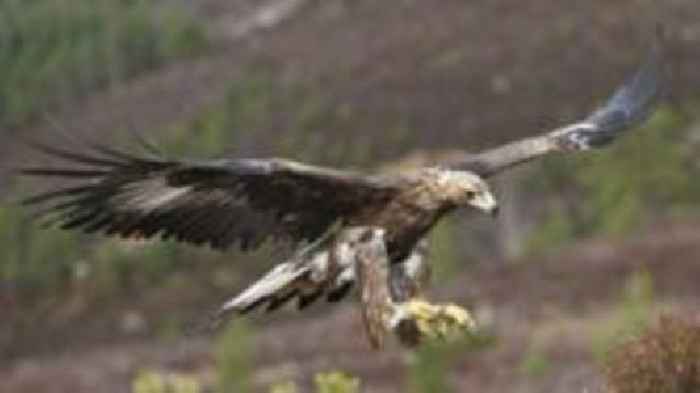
19, 42, 663, 348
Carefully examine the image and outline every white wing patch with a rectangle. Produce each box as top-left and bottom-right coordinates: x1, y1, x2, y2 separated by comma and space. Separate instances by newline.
110, 177, 193, 212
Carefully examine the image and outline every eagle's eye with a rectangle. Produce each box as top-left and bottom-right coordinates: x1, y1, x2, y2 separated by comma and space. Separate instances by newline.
465, 191, 476, 200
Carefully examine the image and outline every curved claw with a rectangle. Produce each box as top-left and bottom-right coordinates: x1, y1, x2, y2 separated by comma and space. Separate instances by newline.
390, 299, 477, 345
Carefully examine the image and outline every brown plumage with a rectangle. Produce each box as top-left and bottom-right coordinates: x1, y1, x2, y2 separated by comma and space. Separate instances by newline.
18, 41, 664, 347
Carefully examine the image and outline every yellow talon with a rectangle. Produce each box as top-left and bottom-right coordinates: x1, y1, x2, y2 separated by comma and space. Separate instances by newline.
397, 299, 477, 342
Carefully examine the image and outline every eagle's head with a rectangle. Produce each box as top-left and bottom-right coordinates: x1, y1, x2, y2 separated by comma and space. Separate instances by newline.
432, 169, 498, 217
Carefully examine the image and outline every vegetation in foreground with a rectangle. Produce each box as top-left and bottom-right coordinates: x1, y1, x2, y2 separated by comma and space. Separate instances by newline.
127, 312, 700, 393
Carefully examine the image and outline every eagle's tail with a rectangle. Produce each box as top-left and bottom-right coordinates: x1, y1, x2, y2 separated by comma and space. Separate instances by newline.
220, 262, 311, 316
192, 226, 366, 333
199, 252, 351, 332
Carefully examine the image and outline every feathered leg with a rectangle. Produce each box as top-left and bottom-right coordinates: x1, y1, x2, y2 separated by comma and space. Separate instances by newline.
353, 228, 395, 349
197, 226, 476, 347
353, 230, 477, 348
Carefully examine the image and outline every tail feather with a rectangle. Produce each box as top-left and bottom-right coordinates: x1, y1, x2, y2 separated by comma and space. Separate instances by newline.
217, 263, 310, 319
326, 281, 353, 302
298, 288, 325, 310
197, 227, 369, 333
265, 289, 300, 313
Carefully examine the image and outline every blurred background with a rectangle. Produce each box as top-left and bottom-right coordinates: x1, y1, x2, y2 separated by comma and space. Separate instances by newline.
1, 1, 700, 392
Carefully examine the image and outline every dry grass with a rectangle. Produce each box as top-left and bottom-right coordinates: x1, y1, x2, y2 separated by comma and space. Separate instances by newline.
605, 316, 700, 393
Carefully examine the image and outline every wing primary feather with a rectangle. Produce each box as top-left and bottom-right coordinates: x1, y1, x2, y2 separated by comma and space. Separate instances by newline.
83, 214, 116, 234
21, 185, 96, 205
27, 190, 111, 223
561, 37, 665, 150
22, 139, 127, 167
59, 209, 103, 230
87, 143, 161, 166
19, 168, 111, 178
126, 129, 165, 159
565, 30, 664, 149
19, 143, 396, 252
449, 35, 664, 176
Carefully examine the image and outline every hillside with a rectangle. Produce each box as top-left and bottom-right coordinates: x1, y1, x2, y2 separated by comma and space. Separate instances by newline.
8, 1, 700, 162
3, 222, 700, 393
2, 1, 700, 392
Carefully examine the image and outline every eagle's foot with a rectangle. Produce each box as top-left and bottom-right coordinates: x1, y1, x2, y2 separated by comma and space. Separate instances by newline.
391, 299, 477, 345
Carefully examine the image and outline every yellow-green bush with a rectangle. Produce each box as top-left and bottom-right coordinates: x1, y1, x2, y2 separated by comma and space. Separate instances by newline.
590, 269, 655, 361
314, 372, 361, 393
269, 381, 299, 393
216, 320, 254, 393
132, 370, 201, 393
408, 341, 456, 393
270, 372, 359, 393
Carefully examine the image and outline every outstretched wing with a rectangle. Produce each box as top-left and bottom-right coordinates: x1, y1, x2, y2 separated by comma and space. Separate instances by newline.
450, 39, 664, 177
19, 143, 401, 251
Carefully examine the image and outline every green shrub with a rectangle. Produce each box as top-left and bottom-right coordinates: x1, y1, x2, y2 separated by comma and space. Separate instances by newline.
590, 269, 655, 361
269, 381, 299, 393
519, 347, 552, 378
270, 372, 359, 393
216, 320, 254, 393
0, 196, 194, 299
314, 372, 360, 393
527, 108, 699, 253
408, 341, 457, 393
88, 239, 183, 296
0, 0, 207, 128
166, 72, 323, 157
0, 204, 81, 295
604, 317, 700, 393
164, 68, 382, 166
132, 369, 201, 393
407, 322, 494, 393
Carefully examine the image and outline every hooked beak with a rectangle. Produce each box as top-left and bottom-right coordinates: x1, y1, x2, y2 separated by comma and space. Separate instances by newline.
469, 192, 499, 218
